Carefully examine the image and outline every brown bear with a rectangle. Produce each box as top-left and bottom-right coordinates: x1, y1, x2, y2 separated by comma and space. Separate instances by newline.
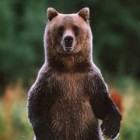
27, 7, 122, 140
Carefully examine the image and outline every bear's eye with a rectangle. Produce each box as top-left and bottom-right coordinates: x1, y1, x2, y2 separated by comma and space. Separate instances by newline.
57, 25, 65, 36
72, 25, 80, 36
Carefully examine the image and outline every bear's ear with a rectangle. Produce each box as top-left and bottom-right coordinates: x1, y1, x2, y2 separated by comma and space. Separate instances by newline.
78, 7, 89, 21
47, 7, 58, 21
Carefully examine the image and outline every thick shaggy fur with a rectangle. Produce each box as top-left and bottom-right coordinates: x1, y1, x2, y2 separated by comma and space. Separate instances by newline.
28, 7, 122, 140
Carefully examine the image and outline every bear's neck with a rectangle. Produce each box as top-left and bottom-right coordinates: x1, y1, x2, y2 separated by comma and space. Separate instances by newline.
47, 51, 93, 73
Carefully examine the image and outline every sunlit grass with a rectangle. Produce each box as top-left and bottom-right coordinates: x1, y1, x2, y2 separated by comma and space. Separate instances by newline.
120, 95, 140, 140
0, 98, 33, 140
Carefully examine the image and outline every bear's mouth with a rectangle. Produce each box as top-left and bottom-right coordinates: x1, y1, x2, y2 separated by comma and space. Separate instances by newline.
63, 46, 74, 52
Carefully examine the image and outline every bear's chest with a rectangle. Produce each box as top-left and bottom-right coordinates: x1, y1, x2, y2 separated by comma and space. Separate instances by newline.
48, 72, 88, 102
48, 73, 96, 135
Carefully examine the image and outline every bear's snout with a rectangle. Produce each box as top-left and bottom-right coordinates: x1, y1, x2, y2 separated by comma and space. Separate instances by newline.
64, 36, 73, 47
60, 29, 77, 53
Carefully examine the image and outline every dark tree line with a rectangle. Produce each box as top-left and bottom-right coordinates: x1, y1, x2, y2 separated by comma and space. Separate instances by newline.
0, 0, 140, 93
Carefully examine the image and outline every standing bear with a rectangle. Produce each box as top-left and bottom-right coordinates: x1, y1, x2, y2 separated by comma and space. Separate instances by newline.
27, 7, 122, 140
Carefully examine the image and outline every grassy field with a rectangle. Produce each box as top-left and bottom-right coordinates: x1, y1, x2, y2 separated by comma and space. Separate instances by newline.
0, 77, 140, 140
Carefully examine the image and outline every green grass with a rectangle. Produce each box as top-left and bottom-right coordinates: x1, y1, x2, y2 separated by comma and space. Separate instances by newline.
113, 77, 140, 140
0, 77, 140, 140
120, 95, 140, 140
0, 98, 33, 140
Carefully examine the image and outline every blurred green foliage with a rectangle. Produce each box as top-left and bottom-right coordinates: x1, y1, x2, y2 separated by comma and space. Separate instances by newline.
0, 0, 140, 92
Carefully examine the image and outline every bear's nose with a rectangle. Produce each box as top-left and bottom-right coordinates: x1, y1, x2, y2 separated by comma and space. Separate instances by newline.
64, 36, 73, 47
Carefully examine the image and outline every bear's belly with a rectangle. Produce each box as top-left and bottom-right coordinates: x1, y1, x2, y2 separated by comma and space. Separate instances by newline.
49, 96, 98, 139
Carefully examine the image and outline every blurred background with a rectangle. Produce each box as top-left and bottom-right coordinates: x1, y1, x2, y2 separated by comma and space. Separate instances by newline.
0, 0, 140, 140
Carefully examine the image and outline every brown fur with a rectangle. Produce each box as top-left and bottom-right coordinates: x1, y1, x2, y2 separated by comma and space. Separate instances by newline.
28, 7, 122, 140
44, 12, 92, 73
49, 73, 96, 139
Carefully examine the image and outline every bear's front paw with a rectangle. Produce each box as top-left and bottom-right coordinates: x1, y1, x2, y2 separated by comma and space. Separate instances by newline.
101, 116, 121, 139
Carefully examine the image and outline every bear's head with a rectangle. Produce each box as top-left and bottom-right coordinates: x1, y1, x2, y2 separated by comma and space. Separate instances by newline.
44, 8, 92, 57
